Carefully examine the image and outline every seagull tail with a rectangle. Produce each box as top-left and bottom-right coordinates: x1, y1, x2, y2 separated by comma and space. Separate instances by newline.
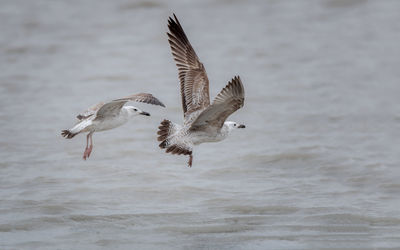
157, 120, 193, 164
61, 130, 78, 139
157, 119, 179, 148
62, 119, 92, 139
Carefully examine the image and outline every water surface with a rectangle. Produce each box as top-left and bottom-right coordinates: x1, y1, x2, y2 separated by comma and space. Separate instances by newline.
1, 0, 400, 249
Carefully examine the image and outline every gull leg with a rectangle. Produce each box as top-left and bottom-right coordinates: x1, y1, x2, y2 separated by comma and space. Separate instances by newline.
188, 154, 193, 168
87, 132, 93, 158
83, 133, 90, 160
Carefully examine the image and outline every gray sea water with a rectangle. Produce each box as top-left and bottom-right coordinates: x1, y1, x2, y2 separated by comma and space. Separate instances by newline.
1, 0, 400, 249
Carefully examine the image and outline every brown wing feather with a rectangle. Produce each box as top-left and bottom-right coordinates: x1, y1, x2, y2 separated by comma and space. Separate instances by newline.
190, 76, 245, 130
167, 14, 210, 118
113, 93, 165, 107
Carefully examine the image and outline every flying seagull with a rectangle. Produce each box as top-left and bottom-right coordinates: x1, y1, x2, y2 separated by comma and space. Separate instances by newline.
62, 93, 165, 160
157, 14, 245, 167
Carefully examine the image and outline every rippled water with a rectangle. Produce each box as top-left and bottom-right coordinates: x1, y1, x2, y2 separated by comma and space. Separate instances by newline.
1, 0, 400, 249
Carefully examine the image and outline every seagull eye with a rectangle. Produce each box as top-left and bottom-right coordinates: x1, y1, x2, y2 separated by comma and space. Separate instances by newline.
134, 109, 137, 111
234, 124, 236, 126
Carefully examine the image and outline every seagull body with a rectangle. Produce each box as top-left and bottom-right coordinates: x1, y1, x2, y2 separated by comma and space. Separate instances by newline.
62, 93, 165, 160
158, 15, 245, 167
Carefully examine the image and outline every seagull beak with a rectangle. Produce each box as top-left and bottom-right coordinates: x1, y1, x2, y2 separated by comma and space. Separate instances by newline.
238, 124, 245, 128
140, 111, 150, 116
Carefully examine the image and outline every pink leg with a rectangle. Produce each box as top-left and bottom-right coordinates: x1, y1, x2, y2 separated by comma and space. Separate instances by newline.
83, 133, 90, 160
87, 133, 93, 157
83, 132, 93, 160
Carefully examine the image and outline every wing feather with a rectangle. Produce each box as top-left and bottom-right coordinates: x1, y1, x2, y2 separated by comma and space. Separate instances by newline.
167, 14, 210, 118
94, 101, 126, 120
190, 76, 245, 130
76, 102, 104, 120
113, 93, 165, 107
95, 93, 165, 120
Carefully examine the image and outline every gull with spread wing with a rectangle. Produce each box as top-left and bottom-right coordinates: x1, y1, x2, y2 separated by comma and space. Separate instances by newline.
157, 14, 245, 167
62, 93, 165, 160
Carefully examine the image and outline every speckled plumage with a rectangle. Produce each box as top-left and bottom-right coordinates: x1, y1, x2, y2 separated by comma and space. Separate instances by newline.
158, 15, 246, 167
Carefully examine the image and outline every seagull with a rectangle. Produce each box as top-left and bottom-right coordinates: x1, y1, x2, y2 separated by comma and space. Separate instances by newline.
157, 14, 245, 167
62, 93, 165, 160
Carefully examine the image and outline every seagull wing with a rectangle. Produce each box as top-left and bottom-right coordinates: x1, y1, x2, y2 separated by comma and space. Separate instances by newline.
113, 93, 165, 107
94, 93, 165, 120
167, 14, 210, 119
77, 102, 105, 120
94, 100, 127, 120
190, 76, 244, 131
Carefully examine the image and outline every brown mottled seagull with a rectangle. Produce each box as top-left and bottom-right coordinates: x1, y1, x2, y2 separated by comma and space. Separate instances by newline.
157, 14, 245, 167
62, 93, 165, 160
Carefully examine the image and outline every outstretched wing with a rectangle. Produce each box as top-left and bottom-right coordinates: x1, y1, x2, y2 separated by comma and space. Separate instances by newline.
190, 76, 244, 131
95, 93, 165, 120
113, 93, 165, 107
167, 14, 210, 118
94, 101, 127, 120
77, 102, 104, 120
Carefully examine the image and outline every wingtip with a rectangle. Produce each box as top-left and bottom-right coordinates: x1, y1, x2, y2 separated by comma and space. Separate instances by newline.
228, 75, 242, 86
168, 17, 173, 25
168, 13, 181, 29
168, 13, 178, 24
155, 98, 166, 108
231, 75, 243, 88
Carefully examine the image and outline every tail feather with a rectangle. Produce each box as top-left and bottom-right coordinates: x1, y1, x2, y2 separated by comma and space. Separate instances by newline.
62, 119, 91, 139
157, 119, 192, 155
157, 120, 171, 143
157, 119, 193, 167
157, 119, 179, 148
61, 130, 78, 139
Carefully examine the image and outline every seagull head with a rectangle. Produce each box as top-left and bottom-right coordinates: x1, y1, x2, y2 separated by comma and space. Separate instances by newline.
225, 121, 245, 130
127, 106, 150, 117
